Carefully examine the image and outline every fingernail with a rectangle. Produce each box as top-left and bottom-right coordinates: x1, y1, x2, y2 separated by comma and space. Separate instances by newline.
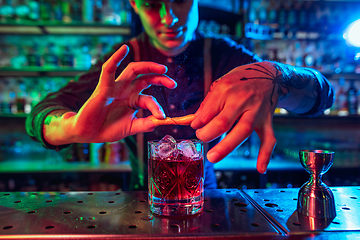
164, 66, 168, 72
207, 152, 219, 163
261, 165, 268, 174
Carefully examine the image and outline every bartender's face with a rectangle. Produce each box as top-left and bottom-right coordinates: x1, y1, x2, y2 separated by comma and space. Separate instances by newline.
130, 0, 199, 54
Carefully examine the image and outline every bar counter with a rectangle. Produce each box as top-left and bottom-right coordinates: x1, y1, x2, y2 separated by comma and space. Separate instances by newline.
0, 187, 359, 239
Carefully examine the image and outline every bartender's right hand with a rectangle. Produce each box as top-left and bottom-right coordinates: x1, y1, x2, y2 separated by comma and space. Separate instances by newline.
43, 44, 177, 145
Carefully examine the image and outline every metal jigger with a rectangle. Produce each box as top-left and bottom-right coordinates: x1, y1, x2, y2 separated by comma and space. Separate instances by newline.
297, 150, 336, 219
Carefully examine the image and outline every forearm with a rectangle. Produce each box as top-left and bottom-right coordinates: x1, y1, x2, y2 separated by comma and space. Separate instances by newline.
43, 110, 77, 146
259, 61, 334, 115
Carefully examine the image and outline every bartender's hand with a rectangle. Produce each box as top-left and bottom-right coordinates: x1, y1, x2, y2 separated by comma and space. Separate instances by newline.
44, 44, 177, 145
191, 62, 279, 174
191, 61, 319, 174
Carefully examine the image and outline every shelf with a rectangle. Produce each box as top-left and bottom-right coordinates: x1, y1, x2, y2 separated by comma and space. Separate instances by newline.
0, 160, 131, 174
0, 22, 131, 35
0, 67, 87, 77
245, 23, 344, 41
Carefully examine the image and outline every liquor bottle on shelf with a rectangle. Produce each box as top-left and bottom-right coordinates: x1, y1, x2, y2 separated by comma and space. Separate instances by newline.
257, 0, 268, 25
120, 0, 132, 25
39, 0, 52, 22
28, 0, 40, 21
347, 80, 358, 115
71, 0, 82, 22
14, 0, 30, 22
94, 0, 103, 23
82, 0, 94, 23
27, 43, 42, 67
267, 0, 279, 29
15, 80, 26, 114
0, 0, 15, 22
335, 77, 348, 116
60, 45, 75, 68
75, 43, 92, 70
52, 0, 63, 22
277, 1, 288, 34
61, 0, 71, 23
287, 1, 298, 35
247, 0, 258, 24
42, 42, 59, 69
102, 0, 118, 25
10, 46, 27, 69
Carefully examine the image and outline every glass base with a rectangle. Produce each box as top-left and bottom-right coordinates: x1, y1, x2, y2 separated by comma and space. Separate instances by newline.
149, 195, 204, 217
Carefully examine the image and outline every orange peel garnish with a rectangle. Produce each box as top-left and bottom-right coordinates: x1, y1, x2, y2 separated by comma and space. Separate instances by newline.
150, 114, 196, 126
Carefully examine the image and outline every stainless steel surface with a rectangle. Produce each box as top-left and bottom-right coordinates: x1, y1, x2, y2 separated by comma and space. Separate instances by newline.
297, 150, 336, 219
243, 186, 360, 233
0, 189, 280, 239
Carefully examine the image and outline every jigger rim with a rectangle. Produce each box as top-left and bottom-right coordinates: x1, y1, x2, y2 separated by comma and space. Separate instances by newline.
299, 150, 334, 154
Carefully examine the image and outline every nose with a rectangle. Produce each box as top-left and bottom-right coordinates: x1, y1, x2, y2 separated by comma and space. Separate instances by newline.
159, 3, 179, 27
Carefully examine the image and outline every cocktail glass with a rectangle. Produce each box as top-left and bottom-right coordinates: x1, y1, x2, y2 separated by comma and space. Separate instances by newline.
148, 135, 204, 217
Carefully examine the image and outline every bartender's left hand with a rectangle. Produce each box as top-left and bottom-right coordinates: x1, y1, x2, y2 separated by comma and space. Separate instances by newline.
191, 62, 280, 174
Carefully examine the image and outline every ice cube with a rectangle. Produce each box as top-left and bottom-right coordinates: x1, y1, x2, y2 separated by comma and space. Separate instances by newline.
178, 140, 199, 158
155, 135, 178, 159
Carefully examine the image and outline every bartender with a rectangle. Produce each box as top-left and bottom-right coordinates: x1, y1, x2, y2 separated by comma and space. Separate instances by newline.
26, 0, 334, 190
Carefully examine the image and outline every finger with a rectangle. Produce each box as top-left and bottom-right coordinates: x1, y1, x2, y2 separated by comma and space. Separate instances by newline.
255, 122, 277, 174
116, 62, 168, 85
137, 94, 166, 119
190, 84, 225, 130
99, 45, 129, 87
204, 111, 256, 163
194, 103, 245, 142
135, 74, 177, 91
130, 116, 157, 135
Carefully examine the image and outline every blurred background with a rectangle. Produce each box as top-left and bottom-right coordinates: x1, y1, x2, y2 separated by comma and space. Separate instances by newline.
0, 0, 360, 191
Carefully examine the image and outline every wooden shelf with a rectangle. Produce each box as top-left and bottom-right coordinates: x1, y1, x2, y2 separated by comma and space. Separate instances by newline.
0, 67, 87, 77
0, 160, 131, 174
0, 22, 131, 35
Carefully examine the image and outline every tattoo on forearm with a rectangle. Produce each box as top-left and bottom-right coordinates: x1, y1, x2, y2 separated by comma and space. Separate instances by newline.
240, 63, 313, 106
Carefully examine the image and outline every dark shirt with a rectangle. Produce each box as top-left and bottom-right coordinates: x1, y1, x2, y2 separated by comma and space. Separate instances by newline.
26, 31, 334, 189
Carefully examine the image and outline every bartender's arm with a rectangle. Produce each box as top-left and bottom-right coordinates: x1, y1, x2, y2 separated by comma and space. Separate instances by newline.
40, 45, 177, 146
191, 61, 334, 173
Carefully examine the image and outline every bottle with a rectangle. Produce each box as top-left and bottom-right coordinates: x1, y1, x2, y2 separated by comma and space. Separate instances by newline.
71, 0, 82, 22
94, 0, 103, 23
14, 0, 30, 22
347, 80, 358, 115
27, 43, 42, 67
82, 0, 94, 23
336, 77, 348, 116
75, 43, 92, 69
43, 43, 59, 69
0, 0, 15, 22
247, 0, 258, 24
287, 1, 298, 34
39, 0, 52, 22
258, 0, 268, 25
60, 46, 74, 68
102, 0, 115, 24
267, 0, 278, 28
277, 2, 288, 34
298, 1, 307, 31
28, 0, 40, 21
11, 46, 28, 69
61, 0, 71, 23
52, 0, 63, 22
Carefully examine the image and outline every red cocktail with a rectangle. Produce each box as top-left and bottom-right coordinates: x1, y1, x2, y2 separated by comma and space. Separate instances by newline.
148, 135, 204, 216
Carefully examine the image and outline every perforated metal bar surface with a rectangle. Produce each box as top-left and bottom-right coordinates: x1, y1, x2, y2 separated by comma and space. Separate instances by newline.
242, 186, 360, 234
0, 189, 280, 239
